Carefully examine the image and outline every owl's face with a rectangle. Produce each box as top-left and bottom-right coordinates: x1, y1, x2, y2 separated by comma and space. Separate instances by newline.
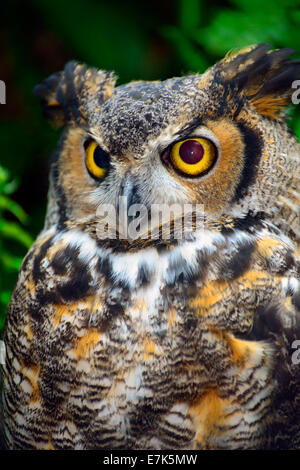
35, 44, 300, 245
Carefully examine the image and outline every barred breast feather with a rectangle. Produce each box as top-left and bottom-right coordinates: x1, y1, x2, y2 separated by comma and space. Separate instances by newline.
2, 217, 299, 449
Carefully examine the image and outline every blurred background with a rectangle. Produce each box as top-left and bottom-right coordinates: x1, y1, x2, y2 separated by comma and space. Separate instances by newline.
1, 0, 300, 333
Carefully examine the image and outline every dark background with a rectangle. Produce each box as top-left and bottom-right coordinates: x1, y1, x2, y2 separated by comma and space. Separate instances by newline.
1, 0, 300, 331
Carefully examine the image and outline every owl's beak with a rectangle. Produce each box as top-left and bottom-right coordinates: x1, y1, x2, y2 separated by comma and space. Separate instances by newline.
118, 175, 141, 208
117, 174, 142, 223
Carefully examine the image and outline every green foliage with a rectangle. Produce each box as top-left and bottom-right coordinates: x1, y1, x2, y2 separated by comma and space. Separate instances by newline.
0, 166, 33, 331
163, 0, 300, 136
165, 0, 300, 68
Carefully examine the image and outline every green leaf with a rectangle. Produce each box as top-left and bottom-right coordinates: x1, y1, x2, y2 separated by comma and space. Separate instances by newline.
198, 9, 290, 56
0, 291, 11, 306
0, 291, 10, 330
230, 0, 284, 12
2, 179, 19, 196
0, 166, 10, 185
0, 219, 33, 248
31, 0, 148, 82
0, 165, 19, 196
0, 252, 23, 271
291, 115, 300, 140
162, 25, 209, 72
291, 10, 300, 25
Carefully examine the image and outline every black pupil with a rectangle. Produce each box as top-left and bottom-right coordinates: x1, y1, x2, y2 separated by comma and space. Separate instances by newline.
94, 145, 110, 169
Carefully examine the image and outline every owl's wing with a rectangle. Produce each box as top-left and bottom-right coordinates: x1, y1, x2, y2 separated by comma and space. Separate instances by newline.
188, 229, 300, 449
248, 278, 300, 449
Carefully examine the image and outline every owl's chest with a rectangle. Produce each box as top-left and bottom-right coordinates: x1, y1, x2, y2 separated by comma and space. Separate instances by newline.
4, 228, 280, 449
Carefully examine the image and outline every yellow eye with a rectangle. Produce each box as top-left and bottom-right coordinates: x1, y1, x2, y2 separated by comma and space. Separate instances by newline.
85, 140, 110, 179
169, 137, 217, 176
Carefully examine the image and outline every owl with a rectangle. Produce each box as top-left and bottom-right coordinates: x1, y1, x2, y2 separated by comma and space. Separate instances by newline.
1, 44, 300, 450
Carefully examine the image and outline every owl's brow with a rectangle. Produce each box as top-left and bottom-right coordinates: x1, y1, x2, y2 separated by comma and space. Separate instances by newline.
174, 117, 204, 139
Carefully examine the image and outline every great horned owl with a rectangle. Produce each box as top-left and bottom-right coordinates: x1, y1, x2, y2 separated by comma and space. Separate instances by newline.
1, 44, 300, 450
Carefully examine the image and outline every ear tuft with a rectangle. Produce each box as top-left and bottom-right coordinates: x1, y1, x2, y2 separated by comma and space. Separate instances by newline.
216, 44, 300, 119
34, 61, 117, 128
34, 70, 65, 127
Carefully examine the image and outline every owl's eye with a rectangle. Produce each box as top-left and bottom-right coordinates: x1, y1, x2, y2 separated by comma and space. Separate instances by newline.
168, 138, 217, 176
85, 140, 110, 179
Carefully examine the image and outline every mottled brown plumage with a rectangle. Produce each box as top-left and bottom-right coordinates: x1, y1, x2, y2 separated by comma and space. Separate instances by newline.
1, 44, 300, 449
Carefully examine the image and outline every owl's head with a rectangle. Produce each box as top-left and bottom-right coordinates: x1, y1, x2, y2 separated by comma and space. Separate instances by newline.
35, 44, 300, 247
